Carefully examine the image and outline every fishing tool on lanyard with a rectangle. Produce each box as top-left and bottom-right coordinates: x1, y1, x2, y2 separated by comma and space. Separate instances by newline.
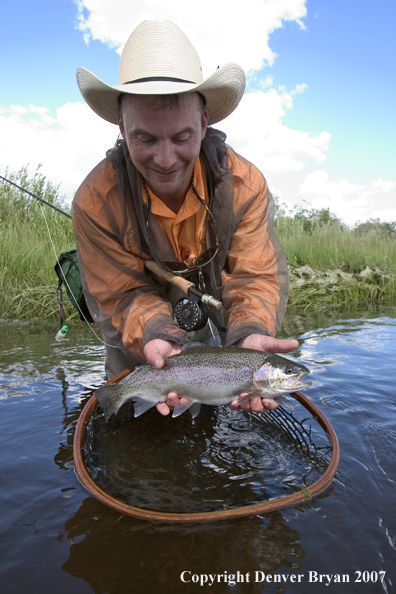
142, 176, 222, 332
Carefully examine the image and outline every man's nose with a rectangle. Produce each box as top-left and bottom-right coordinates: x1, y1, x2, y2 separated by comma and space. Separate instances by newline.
153, 141, 177, 170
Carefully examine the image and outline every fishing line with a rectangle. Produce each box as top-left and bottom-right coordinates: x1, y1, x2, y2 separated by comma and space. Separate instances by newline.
37, 201, 119, 349
0, 175, 72, 219
0, 174, 119, 349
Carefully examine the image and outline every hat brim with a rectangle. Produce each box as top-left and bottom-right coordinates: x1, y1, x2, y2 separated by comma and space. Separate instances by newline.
76, 63, 245, 126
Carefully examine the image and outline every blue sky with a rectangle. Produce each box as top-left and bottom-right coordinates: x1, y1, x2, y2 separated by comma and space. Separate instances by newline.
1, 0, 395, 225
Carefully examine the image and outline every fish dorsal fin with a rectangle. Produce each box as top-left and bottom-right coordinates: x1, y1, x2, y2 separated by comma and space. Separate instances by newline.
181, 342, 206, 352
133, 398, 157, 417
172, 398, 193, 418
119, 365, 144, 385
189, 402, 202, 419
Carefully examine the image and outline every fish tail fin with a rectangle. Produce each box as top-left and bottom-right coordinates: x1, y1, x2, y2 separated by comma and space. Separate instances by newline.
95, 384, 121, 421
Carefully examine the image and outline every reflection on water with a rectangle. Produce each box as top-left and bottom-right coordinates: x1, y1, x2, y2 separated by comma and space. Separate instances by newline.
1, 302, 396, 593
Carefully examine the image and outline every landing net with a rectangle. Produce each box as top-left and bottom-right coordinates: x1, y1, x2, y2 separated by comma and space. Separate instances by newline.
74, 371, 339, 523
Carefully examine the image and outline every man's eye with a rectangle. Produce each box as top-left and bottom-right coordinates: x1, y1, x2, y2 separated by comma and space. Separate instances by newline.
138, 137, 155, 145
174, 135, 189, 144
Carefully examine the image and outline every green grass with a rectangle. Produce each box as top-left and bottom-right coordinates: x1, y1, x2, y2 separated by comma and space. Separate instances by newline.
275, 211, 396, 309
276, 219, 396, 273
0, 167, 77, 319
1, 167, 395, 319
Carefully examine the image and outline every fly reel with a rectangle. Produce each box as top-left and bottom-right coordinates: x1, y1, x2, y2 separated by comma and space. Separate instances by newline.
173, 297, 208, 332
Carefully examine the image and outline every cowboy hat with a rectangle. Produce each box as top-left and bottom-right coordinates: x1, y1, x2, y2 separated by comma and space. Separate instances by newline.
76, 20, 246, 126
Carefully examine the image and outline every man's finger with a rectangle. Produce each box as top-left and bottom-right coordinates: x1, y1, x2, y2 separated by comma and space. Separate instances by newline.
166, 392, 179, 406
156, 402, 170, 416
272, 338, 299, 353
144, 346, 164, 368
261, 398, 279, 410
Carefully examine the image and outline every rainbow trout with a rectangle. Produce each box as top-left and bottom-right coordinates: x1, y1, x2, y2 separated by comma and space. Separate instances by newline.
95, 345, 310, 421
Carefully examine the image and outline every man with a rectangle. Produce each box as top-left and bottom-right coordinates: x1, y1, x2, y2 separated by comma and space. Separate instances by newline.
73, 20, 298, 416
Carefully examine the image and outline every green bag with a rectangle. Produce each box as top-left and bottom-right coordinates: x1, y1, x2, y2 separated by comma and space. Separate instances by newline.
54, 249, 93, 323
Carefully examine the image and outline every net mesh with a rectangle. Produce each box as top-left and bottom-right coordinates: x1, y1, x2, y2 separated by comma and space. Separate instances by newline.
81, 395, 332, 514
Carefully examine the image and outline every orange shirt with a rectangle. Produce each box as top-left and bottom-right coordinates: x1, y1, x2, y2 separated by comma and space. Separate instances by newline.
141, 156, 209, 266
73, 144, 288, 361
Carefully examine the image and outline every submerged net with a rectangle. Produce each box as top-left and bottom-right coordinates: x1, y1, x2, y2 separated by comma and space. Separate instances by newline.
82, 397, 333, 515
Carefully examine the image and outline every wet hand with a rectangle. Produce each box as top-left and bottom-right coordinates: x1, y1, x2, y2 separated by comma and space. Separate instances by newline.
230, 393, 279, 413
155, 391, 190, 416
231, 334, 299, 412
143, 339, 185, 416
143, 338, 183, 369
240, 334, 299, 354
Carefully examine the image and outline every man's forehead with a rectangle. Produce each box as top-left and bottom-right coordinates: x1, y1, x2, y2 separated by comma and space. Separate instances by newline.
120, 92, 201, 113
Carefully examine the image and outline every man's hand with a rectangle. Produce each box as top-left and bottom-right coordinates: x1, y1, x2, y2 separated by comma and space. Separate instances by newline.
239, 334, 299, 354
143, 338, 183, 369
230, 333, 299, 413
143, 338, 187, 416
143, 334, 299, 416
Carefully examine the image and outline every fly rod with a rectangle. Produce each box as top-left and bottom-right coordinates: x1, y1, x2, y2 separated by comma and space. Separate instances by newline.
0, 175, 222, 308
0, 175, 72, 219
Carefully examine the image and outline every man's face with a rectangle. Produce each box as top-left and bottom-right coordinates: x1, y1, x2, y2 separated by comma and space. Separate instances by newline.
118, 93, 208, 206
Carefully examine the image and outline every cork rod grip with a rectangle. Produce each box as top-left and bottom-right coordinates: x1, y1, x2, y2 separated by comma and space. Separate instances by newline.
144, 260, 194, 294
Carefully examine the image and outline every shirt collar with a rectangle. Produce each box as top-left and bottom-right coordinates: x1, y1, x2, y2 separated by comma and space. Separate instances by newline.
141, 157, 208, 222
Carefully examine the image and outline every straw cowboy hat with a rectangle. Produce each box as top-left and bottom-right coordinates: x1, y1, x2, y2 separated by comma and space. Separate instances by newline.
76, 20, 246, 126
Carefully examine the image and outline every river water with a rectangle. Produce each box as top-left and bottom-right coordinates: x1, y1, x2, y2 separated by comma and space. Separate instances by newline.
0, 302, 395, 594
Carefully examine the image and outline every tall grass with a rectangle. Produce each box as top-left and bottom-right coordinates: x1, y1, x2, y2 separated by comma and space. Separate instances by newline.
1, 168, 395, 319
276, 217, 396, 273
275, 207, 396, 308
0, 166, 76, 318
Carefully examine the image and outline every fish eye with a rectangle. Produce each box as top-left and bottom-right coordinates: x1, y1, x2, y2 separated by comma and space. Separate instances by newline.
285, 367, 295, 375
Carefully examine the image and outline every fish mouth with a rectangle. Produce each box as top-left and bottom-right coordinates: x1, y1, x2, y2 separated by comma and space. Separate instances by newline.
284, 372, 311, 391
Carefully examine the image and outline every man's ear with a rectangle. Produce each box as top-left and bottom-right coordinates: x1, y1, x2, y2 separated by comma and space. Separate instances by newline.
118, 111, 125, 139
201, 110, 209, 140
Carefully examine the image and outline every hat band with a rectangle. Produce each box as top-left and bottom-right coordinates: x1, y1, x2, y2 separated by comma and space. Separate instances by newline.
124, 76, 196, 85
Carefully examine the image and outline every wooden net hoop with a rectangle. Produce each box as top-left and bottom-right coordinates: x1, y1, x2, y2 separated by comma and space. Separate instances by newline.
73, 368, 340, 523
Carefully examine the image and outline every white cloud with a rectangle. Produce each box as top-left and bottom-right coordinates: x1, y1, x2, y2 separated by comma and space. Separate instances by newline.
299, 170, 362, 196
2, 0, 393, 226
75, 0, 307, 74
0, 103, 118, 200
369, 178, 395, 194
220, 87, 330, 172
297, 170, 396, 225
1, 85, 327, 203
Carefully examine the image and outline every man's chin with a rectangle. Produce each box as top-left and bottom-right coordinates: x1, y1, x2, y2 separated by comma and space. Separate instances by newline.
146, 175, 187, 200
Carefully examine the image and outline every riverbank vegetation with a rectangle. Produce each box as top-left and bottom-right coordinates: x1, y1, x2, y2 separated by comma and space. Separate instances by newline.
0, 167, 76, 319
1, 167, 395, 319
274, 200, 396, 309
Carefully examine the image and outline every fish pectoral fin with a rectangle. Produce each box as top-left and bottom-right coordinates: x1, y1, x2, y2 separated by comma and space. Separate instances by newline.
172, 398, 194, 418
133, 398, 157, 417
236, 392, 295, 412
274, 395, 295, 412
236, 390, 260, 404
188, 402, 201, 419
